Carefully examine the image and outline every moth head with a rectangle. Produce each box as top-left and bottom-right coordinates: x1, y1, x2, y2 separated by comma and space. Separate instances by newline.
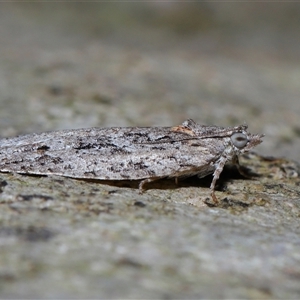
231, 130, 263, 152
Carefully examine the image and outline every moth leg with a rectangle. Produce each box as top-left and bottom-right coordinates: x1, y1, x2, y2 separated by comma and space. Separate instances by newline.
211, 191, 218, 204
210, 156, 227, 203
233, 156, 251, 178
138, 177, 160, 194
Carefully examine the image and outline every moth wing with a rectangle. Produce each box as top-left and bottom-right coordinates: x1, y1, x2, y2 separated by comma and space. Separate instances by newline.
0, 127, 222, 180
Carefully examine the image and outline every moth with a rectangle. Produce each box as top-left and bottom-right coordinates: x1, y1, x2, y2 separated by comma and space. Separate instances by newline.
0, 119, 263, 202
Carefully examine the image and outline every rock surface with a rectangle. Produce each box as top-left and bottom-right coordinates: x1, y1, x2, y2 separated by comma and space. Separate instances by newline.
0, 3, 300, 299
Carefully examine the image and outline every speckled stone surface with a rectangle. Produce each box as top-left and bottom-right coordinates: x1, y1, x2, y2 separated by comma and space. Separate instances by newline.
0, 3, 300, 299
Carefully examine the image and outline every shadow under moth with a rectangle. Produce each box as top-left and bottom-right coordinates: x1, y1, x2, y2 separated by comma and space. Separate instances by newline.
0, 119, 263, 202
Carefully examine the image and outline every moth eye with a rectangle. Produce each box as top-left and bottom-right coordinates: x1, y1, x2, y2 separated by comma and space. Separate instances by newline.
231, 132, 248, 149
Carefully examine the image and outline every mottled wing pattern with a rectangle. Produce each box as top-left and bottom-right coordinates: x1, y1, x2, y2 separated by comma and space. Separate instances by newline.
0, 126, 226, 180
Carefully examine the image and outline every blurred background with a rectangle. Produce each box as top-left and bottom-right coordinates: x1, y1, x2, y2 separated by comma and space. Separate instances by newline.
0, 2, 300, 160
